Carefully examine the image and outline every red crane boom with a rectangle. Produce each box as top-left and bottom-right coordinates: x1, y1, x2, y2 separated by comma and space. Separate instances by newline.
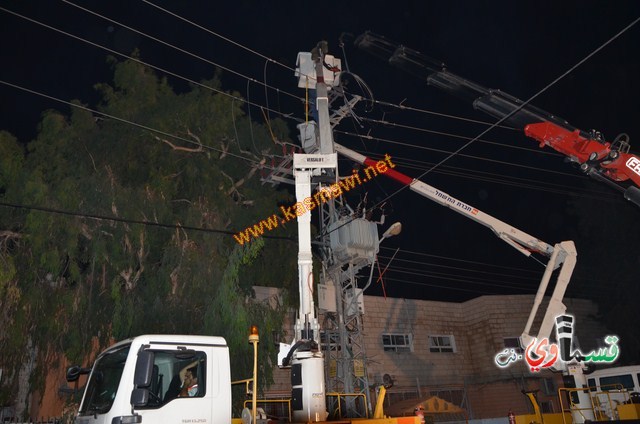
355, 32, 640, 207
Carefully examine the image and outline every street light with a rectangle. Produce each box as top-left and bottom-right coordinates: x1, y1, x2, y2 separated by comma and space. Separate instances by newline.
380, 222, 402, 241
360, 222, 403, 295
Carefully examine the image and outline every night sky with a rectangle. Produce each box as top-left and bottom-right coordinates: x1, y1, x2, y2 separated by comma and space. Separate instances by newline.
1, 1, 639, 301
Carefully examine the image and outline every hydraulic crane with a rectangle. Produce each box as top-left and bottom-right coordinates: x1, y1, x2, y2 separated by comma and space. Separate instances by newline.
354, 31, 640, 208
333, 141, 596, 423
277, 35, 637, 423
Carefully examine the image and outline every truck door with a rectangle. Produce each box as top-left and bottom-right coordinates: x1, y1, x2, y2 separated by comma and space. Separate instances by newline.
134, 342, 231, 424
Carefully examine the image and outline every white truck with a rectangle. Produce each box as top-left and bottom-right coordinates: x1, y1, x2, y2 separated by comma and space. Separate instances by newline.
67, 334, 232, 424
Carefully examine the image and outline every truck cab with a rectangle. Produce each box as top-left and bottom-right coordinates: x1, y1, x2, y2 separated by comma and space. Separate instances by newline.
70, 335, 232, 424
586, 365, 640, 419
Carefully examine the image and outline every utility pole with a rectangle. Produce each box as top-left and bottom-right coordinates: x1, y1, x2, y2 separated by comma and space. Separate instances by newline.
273, 41, 383, 420
295, 42, 378, 419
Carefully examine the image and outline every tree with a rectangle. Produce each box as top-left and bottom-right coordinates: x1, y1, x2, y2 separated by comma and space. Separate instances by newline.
0, 57, 298, 415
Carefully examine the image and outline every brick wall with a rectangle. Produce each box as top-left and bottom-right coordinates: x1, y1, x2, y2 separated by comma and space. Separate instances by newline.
261, 290, 606, 419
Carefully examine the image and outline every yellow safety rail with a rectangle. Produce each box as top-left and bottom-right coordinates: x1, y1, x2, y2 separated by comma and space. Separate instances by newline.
558, 384, 629, 424
243, 398, 292, 422
326, 391, 369, 419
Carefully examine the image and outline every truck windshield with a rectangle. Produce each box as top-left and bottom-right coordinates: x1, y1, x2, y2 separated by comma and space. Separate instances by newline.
79, 344, 131, 416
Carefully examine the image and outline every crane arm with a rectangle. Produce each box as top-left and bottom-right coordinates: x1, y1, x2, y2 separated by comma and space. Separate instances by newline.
335, 143, 554, 257
335, 142, 576, 345
354, 31, 640, 207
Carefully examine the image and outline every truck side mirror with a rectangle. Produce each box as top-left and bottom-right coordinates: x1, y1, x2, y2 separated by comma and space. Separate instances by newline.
131, 350, 154, 409
131, 388, 150, 408
66, 365, 91, 382
134, 350, 154, 388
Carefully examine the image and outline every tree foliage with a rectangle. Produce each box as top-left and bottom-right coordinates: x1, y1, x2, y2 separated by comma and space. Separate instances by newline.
0, 57, 298, 410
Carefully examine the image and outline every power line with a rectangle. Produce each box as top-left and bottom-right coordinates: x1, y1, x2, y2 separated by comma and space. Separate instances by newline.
60, 0, 303, 103
3, 4, 597, 201
347, 15, 640, 218
0, 79, 271, 169
392, 162, 617, 201
0, 201, 295, 241
5, 4, 632, 262
377, 156, 620, 201
376, 254, 541, 282
336, 129, 579, 178
372, 248, 609, 297
376, 275, 620, 299
375, 276, 526, 296
352, 147, 620, 202
374, 264, 535, 291
355, 116, 563, 157
61, 0, 513, 157
368, 98, 520, 131
379, 245, 539, 273
0, 6, 295, 123
140, 0, 296, 73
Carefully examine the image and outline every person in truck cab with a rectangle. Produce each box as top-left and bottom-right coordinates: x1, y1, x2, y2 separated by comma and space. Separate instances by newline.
178, 365, 199, 397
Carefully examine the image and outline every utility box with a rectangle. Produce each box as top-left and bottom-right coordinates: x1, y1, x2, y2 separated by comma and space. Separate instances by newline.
318, 283, 337, 313
345, 288, 365, 316
295, 52, 341, 89
329, 218, 379, 267
297, 122, 318, 153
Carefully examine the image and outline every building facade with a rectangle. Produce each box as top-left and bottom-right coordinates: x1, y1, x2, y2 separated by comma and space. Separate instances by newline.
264, 291, 610, 419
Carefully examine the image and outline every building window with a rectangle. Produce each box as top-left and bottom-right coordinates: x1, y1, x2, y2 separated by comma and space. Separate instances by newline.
382, 333, 412, 352
540, 400, 554, 413
429, 335, 455, 353
504, 337, 524, 353
541, 377, 556, 396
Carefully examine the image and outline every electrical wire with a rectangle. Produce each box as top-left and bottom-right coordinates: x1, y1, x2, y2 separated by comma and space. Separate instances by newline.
375, 276, 526, 296
0, 79, 273, 169
373, 264, 535, 291
0, 201, 295, 241
8, 2, 579, 203
16, 0, 584, 202
377, 246, 597, 288
2, 4, 585, 192
59, 0, 303, 103
373, 270, 609, 297
137, 0, 521, 144
354, 116, 563, 157
372, 155, 621, 201
376, 254, 541, 282
1, 4, 636, 278
336, 129, 577, 177
378, 246, 542, 273
323, 15, 640, 240
368, 98, 520, 131
0, 7, 295, 122
140, 0, 296, 73
347, 146, 620, 202
139, 0, 531, 144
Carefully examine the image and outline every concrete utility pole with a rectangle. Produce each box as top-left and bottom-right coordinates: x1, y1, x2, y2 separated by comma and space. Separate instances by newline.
273, 41, 387, 421
295, 42, 378, 419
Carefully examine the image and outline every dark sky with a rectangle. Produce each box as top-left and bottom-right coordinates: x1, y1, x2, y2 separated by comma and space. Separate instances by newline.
1, 1, 639, 301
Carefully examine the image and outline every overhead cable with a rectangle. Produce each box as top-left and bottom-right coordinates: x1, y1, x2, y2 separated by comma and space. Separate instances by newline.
0, 7, 295, 122
0, 79, 273, 169
60, 0, 303, 103
0, 201, 295, 241
355, 116, 563, 157
369, 98, 520, 131
140, 0, 296, 73
344, 15, 640, 219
